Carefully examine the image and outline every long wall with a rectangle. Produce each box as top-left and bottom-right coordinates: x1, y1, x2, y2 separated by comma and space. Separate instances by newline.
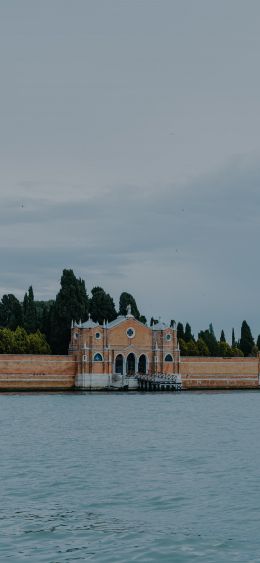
0, 354, 259, 390
180, 356, 260, 389
0, 355, 77, 390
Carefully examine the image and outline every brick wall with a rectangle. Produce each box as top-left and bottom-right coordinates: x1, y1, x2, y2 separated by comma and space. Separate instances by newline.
180, 356, 259, 389
0, 355, 77, 390
0, 353, 258, 391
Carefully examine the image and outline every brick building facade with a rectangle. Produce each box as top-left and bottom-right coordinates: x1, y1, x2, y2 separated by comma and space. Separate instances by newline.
69, 306, 180, 388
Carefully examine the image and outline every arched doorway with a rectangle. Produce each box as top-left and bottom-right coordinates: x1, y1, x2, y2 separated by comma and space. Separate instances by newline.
138, 354, 147, 374
126, 353, 136, 376
115, 354, 124, 375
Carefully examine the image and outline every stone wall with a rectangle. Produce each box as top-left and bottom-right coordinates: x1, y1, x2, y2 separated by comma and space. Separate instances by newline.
180, 356, 259, 389
0, 355, 77, 390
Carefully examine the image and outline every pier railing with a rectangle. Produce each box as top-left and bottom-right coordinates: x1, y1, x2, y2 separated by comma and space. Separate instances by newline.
137, 373, 182, 391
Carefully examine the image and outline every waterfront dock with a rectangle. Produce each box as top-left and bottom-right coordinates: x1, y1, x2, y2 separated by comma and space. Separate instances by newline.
137, 373, 182, 392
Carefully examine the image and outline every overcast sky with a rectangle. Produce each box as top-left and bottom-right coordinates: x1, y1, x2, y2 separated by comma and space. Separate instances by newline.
1, 0, 260, 339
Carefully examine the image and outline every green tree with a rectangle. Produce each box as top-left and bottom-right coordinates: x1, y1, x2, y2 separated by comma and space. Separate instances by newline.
239, 320, 254, 356
23, 286, 37, 333
177, 322, 184, 341
0, 328, 15, 353
184, 323, 193, 342
139, 315, 147, 325
13, 327, 30, 353
230, 346, 243, 357
220, 329, 226, 343
257, 334, 260, 350
0, 327, 51, 354
50, 269, 89, 354
35, 300, 54, 334
218, 341, 232, 357
119, 292, 140, 319
90, 287, 117, 325
232, 328, 236, 348
0, 294, 23, 330
197, 338, 209, 356
28, 330, 51, 354
186, 340, 198, 356
199, 324, 218, 356
178, 338, 188, 356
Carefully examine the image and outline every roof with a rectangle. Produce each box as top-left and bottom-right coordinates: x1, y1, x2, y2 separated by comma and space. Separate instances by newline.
81, 315, 99, 329
107, 316, 126, 329
152, 321, 171, 331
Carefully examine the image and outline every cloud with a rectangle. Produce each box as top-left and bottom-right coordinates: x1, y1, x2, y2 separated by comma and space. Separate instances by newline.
0, 154, 260, 336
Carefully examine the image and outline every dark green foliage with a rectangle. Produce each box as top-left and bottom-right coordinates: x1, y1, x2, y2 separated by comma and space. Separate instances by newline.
197, 338, 209, 356
231, 347, 244, 357
218, 341, 232, 357
177, 322, 184, 341
178, 338, 187, 355
139, 315, 147, 325
0, 294, 23, 330
251, 344, 258, 357
35, 300, 54, 341
184, 323, 193, 342
239, 320, 254, 356
0, 270, 258, 359
90, 287, 117, 325
119, 292, 140, 319
23, 286, 37, 333
186, 340, 198, 356
198, 325, 219, 356
50, 269, 89, 354
220, 329, 226, 343
0, 327, 50, 354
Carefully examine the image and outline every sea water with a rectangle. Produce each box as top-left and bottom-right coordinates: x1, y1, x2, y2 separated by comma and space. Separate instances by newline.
0, 391, 260, 562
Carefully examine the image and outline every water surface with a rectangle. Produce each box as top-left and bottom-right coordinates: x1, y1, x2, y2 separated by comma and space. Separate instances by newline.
0, 391, 259, 562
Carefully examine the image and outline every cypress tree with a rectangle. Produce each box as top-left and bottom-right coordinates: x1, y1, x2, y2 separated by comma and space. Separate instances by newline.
177, 322, 185, 341
199, 324, 218, 356
50, 269, 89, 354
0, 294, 23, 330
90, 287, 117, 325
184, 323, 193, 342
119, 292, 140, 319
232, 328, 236, 348
239, 320, 254, 356
257, 335, 260, 350
220, 330, 226, 343
23, 286, 37, 333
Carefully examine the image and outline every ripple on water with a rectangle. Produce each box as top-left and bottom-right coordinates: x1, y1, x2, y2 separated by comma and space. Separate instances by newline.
0, 391, 260, 561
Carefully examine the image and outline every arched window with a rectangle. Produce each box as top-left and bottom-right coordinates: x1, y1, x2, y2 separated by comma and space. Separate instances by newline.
165, 354, 173, 362
93, 353, 103, 362
138, 354, 147, 374
115, 354, 124, 375
126, 353, 136, 376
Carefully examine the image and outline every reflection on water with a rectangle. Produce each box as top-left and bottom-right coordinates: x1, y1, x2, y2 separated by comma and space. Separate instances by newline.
0, 391, 260, 562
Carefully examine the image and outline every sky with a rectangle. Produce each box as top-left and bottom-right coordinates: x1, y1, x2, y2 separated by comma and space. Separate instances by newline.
0, 0, 260, 340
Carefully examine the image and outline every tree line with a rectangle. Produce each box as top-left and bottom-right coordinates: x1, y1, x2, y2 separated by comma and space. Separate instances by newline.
176, 321, 258, 357
0, 268, 258, 357
0, 269, 145, 354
